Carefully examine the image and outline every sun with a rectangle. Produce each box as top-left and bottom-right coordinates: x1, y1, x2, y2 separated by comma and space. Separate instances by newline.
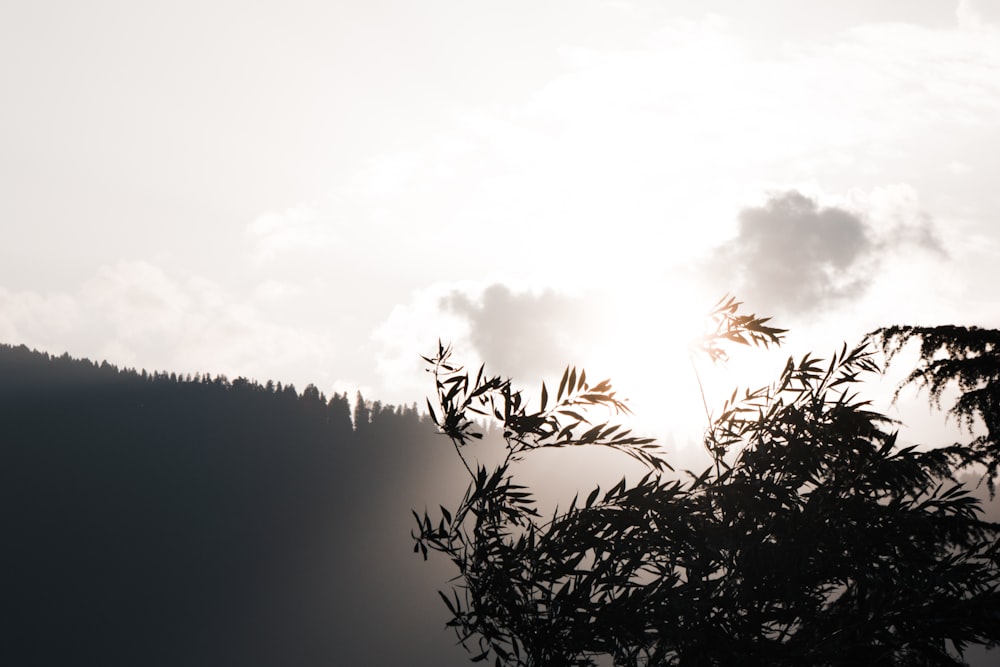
580, 282, 730, 456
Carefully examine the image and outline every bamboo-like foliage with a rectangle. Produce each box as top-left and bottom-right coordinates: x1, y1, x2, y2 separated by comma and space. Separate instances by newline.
415, 300, 1000, 667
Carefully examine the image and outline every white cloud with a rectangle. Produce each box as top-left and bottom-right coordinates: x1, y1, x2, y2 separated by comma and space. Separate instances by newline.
947, 161, 973, 176
9, 7, 997, 424
252, 279, 306, 302
80, 261, 195, 340
329, 12, 999, 282
370, 281, 477, 404
218, 10, 1000, 327
245, 205, 337, 263
842, 184, 942, 250
349, 151, 424, 200
2, 2, 999, 474
0, 287, 80, 351
0, 260, 341, 392
957, 0, 988, 31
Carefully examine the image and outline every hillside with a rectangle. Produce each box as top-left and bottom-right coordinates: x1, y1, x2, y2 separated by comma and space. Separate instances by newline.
0, 344, 467, 666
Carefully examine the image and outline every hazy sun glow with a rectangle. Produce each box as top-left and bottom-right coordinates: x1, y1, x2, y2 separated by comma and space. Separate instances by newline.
514, 284, 775, 493
583, 282, 731, 455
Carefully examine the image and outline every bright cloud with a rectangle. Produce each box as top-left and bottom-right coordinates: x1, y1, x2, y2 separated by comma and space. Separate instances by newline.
957, 0, 989, 31
0, 288, 80, 352
245, 205, 337, 263
5, 2, 1000, 454
256, 9, 1000, 294
0, 261, 341, 392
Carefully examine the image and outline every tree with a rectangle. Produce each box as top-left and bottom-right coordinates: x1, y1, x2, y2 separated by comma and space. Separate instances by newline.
413, 298, 1000, 666
354, 390, 371, 431
872, 325, 1000, 497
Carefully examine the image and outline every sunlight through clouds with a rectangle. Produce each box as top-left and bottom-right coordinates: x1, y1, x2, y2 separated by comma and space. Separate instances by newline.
371, 281, 598, 405
4, 1, 1000, 460
199, 7, 1000, 451
4, 3, 1000, 664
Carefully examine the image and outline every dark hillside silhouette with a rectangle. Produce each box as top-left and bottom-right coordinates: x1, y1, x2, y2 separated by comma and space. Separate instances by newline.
0, 344, 467, 666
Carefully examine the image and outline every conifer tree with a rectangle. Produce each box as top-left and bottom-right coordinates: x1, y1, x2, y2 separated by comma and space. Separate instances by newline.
873, 325, 1000, 496
354, 390, 371, 431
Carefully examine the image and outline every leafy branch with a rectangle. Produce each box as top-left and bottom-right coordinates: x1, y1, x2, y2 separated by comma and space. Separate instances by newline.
414, 300, 1000, 667
871, 324, 1000, 496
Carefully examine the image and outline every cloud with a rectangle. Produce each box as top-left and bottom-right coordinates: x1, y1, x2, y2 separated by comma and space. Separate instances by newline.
0, 261, 339, 391
225, 10, 1000, 308
0, 288, 80, 351
957, 0, 989, 31
442, 284, 593, 380
947, 160, 973, 176
706, 190, 944, 317
245, 205, 337, 263
371, 282, 597, 404
369, 281, 476, 404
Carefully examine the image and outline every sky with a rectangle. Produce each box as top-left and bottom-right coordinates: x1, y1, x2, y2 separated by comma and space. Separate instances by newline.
3, 0, 1000, 462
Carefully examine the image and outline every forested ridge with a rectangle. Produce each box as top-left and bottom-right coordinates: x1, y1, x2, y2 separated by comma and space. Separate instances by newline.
0, 343, 467, 667
4, 332, 999, 667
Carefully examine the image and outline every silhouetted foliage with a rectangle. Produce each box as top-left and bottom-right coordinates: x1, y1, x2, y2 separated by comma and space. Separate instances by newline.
873, 325, 1000, 497
415, 299, 1000, 666
355, 389, 371, 431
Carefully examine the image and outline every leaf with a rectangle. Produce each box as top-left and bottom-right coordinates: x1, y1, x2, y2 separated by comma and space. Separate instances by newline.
688, 467, 712, 489
557, 366, 569, 401
603, 476, 626, 502
540, 381, 548, 412
591, 379, 612, 393
585, 486, 600, 508
438, 590, 457, 614
557, 409, 590, 424
581, 423, 603, 442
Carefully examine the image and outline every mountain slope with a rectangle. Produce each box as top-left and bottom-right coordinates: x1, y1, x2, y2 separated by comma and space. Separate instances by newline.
0, 344, 466, 666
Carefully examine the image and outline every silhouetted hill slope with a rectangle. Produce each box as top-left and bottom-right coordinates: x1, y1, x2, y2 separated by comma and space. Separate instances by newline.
0, 344, 468, 667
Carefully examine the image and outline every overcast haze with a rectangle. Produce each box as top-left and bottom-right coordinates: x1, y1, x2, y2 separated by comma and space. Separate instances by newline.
3, 0, 1000, 450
